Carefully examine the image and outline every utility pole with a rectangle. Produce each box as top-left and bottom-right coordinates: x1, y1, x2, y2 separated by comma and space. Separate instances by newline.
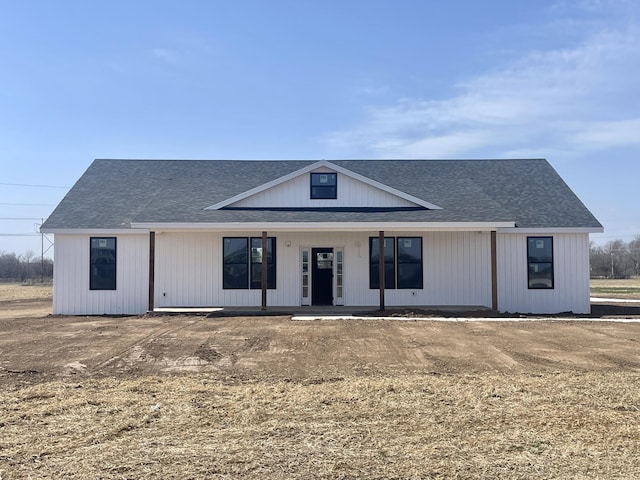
36, 218, 54, 283
610, 252, 614, 278
608, 248, 634, 279
41, 218, 44, 283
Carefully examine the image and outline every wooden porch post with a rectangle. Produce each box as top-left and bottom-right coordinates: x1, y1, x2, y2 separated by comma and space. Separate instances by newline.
148, 231, 155, 312
379, 230, 385, 312
261, 231, 268, 310
491, 231, 498, 310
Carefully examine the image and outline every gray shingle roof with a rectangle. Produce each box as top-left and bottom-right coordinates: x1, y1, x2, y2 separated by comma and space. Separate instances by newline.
41, 159, 602, 230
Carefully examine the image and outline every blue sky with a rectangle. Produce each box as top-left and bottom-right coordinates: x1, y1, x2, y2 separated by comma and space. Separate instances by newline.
1, 0, 639, 257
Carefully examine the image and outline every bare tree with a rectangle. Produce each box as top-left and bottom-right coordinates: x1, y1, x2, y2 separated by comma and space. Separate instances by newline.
590, 238, 639, 279
0, 251, 53, 282
628, 236, 640, 276
590, 242, 606, 278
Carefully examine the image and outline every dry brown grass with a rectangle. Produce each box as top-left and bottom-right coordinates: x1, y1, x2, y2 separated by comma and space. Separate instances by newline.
0, 283, 52, 302
0, 283, 52, 320
591, 277, 640, 299
1, 282, 639, 478
1, 372, 639, 479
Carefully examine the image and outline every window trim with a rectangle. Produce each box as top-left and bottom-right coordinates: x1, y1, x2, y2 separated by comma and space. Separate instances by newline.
223, 236, 276, 290
90, 236, 117, 291
527, 236, 554, 290
369, 236, 423, 290
310, 172, 337, 199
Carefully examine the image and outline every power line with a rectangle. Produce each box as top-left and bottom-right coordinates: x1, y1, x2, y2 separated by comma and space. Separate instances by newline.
0, 233, 40, 236
592, 234, 639, 239
0, 202, 56, 206
0, 217, 43, 220
0, 182, 69, 189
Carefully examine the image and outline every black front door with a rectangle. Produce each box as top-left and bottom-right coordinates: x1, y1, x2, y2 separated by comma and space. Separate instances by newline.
312, 248, 333, 306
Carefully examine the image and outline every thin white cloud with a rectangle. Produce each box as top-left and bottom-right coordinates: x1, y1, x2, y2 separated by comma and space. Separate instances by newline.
151, 48, 180, 64
354, 82, 390, 97
326, 3, 640, 160
376, 130, 499, 159
149, 30, 218, 67
565, 118, 640, 149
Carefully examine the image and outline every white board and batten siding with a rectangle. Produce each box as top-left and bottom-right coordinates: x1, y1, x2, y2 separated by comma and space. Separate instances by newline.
52, 230, 591, 314
231, 167, 417, 209
52, 234, 149, 315
497, 232, 591, 314
153, 230, 493, 309
153, 231, 345, 308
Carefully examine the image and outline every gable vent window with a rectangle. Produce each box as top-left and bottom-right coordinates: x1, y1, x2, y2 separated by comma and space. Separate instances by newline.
527, 236, 554, 289
310, 172, 337, 199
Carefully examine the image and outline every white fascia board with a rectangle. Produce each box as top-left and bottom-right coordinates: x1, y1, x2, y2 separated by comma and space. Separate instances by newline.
205, 160, 442, 210
205, 161, 326, 210
323, 162, 442, 210
40, 228, 149, 235
496, 227, 604, 234
131, 221, 515, 232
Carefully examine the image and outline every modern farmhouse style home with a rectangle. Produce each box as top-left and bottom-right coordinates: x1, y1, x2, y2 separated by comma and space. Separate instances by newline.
41, 159, 602, 315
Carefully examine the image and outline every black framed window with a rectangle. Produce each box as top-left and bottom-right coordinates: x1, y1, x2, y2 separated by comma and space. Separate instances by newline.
527, 236, 554, 289
223, 237, 276, 289
370, 237, 395, 289
223, 237, 249, 289
90, 237, 116, 290
397, 237, 423, 289
370, 236, 423, 289
310, 172, 337, 199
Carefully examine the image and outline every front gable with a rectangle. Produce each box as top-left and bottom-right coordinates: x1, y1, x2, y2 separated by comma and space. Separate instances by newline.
206, 161, 441, 211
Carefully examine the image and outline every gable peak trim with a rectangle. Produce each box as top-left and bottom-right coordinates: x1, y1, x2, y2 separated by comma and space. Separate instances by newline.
205, 160, 442, 211
205, 161, 326, 210
325, 161, 442, 210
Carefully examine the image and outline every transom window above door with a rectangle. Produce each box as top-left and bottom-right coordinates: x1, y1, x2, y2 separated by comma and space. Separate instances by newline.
310, 172, 337, 199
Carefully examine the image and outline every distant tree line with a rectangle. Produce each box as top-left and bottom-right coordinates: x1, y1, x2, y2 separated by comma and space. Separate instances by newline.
2, 239, 637, 282
0, 251, 53, 283
590, 237, 640, 279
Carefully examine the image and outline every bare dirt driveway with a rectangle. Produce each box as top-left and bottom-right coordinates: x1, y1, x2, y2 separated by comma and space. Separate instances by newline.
2, 284, 640, 387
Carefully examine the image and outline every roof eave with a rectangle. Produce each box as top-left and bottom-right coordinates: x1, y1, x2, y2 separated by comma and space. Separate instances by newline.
496, 226, 604, 234
40, 228, 147, 235
130, 221, 516, 232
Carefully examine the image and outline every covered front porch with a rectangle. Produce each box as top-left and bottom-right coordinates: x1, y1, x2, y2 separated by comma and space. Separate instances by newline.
146, 226, 501, 312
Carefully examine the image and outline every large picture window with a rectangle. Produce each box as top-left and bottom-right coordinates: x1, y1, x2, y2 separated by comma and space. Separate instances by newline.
369, 236, 423, 289
90, 237, 116, 290
224, 237, 276, 289
527, 236, 554, 289
310, 172, 337, 199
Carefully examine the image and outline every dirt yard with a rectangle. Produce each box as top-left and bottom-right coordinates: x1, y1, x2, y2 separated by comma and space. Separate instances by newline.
1, 283, 640, 478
